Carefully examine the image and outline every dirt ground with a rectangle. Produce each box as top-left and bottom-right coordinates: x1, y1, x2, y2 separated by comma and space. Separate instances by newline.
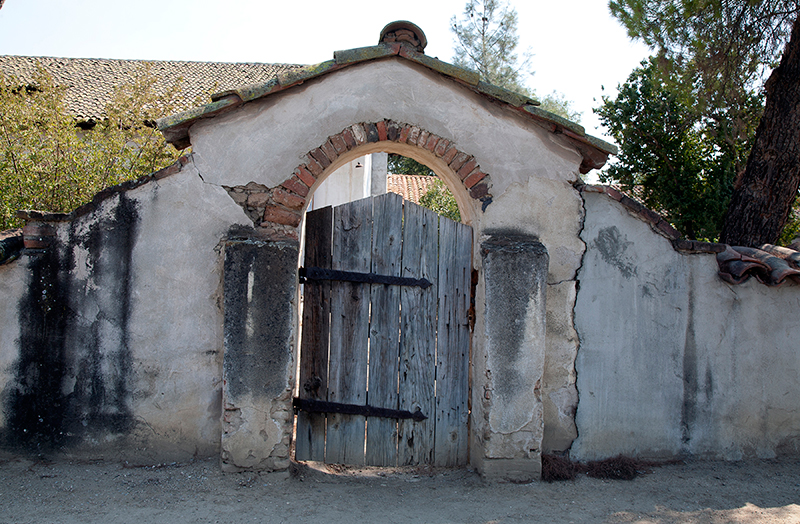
1, 455, 799, 523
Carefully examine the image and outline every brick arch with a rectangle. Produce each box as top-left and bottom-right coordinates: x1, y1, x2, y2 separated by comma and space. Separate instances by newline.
253, 121, 493, 231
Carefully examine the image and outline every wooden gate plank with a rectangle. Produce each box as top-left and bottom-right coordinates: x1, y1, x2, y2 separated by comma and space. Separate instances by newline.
295, 206, 333, 462
326, 197, 373, 465
397, 203, 438, 465
365, 192, 403, 466
434, 217, 472, 466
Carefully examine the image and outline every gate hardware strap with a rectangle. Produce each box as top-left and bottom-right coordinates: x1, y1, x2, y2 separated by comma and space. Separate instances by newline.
293, 397, 428, 421
299, 266, 432, 289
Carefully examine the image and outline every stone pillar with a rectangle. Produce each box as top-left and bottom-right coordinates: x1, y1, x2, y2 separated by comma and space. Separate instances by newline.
221, 230, 298, 471
370, 152, 388, 196
479, 233, 548, 481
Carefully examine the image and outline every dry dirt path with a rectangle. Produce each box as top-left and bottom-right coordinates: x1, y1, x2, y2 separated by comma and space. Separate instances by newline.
1, 456, 799, 523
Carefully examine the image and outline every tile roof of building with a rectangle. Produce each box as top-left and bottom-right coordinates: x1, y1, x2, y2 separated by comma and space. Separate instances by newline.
386, 174, 438, 203
0, 55, 303, 120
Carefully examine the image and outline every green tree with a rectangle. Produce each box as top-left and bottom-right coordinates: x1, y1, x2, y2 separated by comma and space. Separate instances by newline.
387, 154, 433, 177
451, 0, 580, 122
0, 65, 186, 230
596, 59, 749, 239
609, 0, 800, 246
419, 178, 462, 222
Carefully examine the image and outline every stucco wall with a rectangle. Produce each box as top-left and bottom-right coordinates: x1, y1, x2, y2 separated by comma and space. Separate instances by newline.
0, 164, 250, 460
573, 191, 800, 461
188, 58, 587, 463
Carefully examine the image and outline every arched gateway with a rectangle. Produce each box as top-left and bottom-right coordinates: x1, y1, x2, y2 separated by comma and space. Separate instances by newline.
156, 22, 612, 480
0, 22, 615, 482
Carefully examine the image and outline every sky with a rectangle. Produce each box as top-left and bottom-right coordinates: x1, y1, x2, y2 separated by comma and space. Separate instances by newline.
0, 0, 652, 142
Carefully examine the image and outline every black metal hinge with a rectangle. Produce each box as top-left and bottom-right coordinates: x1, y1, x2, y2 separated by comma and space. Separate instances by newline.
293, 397, 427, 421
299, 266, 432, 289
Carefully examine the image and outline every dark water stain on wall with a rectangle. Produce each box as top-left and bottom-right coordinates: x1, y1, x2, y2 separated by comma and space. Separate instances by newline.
5, 195, 139, 452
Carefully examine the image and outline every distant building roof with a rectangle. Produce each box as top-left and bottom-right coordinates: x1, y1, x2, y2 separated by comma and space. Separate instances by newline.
0, 55, 303, 120
387, 174, 437, 203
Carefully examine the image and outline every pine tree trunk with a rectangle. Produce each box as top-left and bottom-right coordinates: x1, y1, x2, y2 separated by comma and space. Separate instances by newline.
719, 13, 800, 247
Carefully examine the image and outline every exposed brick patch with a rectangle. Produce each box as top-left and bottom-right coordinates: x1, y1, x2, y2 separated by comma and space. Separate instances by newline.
309, 148, 331, 169
376, 120, 388, 141
320, 140, 338, 164
283, 122, 495, 218
365, 123, 380, 143
273, 188, 306, 210
305, 156, 324, 176
417, 130, 429, 148
281, 176, 310, 197
450, 152, 471, 172
246, 192, 270, 208
434, 138, 450, 157
351, 124, 367, 145
442, 144, 459, 164
425, 134, 440, 152
408, 126, 421, 145
387, 120, 401, 141
341, 128, 358, 150
463, 170, 487, 188
263, 205, 302, 227
457, 158, 478, 180
399, 124, 411, 143
295, 166, 316, 188
330, 134, 348, 155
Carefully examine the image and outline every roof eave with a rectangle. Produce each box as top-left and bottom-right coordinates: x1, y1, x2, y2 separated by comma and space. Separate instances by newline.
156, 42, 616, 169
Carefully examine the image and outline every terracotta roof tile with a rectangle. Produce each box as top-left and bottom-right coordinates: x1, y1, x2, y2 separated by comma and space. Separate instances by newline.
386, 174, 437, 203
0, 55, 303, 120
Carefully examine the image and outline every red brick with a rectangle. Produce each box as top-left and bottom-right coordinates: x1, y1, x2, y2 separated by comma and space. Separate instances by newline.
442, 145, 458, 164
23, 238, 52, 249
605, 186, 623, 202
457, 158, 478, 180
309, 147, 331, 168
295, 166, 316, 187
305, 156, 323, 176
22, 223, 55, 237
320, 140, 338, 163
376, 120, 388, 141
330, 134, 348, 154
434, 139, 450, 157
262, 205, 301, 228
417, 130, 429, 148
469, 183, 490, 199
408, 126, 420, 145
282, 176, 309, 197
399, 125, 411, 143
341, 128, 357, 150
273, 188, 306, 210
425, 134, 440, 152
450, 152, 471, 172
463, 170, 487, 188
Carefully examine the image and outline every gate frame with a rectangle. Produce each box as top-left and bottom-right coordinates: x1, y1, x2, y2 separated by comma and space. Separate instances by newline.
221, 130, 551, 482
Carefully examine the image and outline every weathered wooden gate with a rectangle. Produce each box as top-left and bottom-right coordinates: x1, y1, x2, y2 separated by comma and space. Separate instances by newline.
294, 192, 471, 467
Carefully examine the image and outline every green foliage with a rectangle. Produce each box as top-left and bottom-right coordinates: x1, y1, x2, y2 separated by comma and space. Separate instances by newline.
596, 59, 750, 240
387, 154, 433, 177
451, 0, 530, 94
608, 0, 800, 243
0, 64, 185, 230
451, 0, 580, 122
419, 178, 462, 223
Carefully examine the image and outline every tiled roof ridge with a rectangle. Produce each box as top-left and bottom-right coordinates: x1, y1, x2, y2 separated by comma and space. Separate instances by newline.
1, 54, 302, 67
386, 173, 438, 203
156, 41, 616, 171
579, 182, 800, 286
0, 55, 305, 121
